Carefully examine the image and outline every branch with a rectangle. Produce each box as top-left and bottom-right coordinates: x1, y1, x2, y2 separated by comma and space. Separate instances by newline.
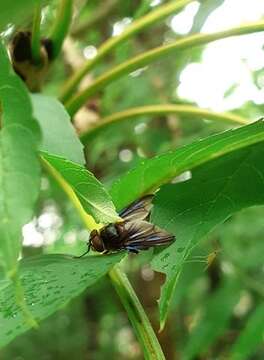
80, 104, 249, 143
109, 266, 166, 360
59, 0, 193, 102
65, 21, 264, 116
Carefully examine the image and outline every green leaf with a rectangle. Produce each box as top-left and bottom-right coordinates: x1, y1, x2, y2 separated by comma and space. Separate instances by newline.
110, 120, 264, 211
229, 303, 264, 360
32, 94, 84, 164
151, 141, 264, 329
0, 0, 49, 31
0, 42, 40, 276
109, 121, 264, 328
42, 152, 119, 224
0, 253, 123, 348
182, 280, 241, 360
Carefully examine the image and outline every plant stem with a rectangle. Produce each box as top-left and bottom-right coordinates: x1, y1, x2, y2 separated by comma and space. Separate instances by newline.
31, 3, 42, 64
41, 155, 165, 358
60, 0, 193, 102
81, 104, 249, 142
49, 0, 73, 60
65, 21, 264, 116
109, 266, 166, 360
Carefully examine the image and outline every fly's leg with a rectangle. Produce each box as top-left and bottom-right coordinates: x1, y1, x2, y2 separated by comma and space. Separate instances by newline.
74, 239, 91, 258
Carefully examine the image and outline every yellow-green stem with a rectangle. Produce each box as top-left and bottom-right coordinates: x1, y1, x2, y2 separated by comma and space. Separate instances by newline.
49, 0, 73, 60
65, 21, 264, 116
109, 266, 166, 360
81, 104, 249, 142
60, 0, 193, 102
31, 3, 42, 64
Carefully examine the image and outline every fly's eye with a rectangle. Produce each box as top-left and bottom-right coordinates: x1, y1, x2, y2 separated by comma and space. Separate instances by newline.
90, 231, 104, 252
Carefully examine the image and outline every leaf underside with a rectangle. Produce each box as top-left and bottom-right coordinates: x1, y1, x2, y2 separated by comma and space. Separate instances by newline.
42, 152, 119, 224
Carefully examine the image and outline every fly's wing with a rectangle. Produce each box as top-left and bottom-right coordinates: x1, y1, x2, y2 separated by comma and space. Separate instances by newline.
123, 220, 174, 250
119, 195, 154, 222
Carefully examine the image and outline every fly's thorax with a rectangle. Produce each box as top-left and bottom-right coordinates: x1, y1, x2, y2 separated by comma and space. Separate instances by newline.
99, 222, 127, 251
103, 223, 119, 237
90, 229, 104, 252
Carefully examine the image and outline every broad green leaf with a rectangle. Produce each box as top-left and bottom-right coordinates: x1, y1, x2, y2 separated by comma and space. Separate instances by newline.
110, 120, 264, 211
32, 94, 84, 164
151, 142, 264, 328
0, 253, 123, 348
42, 152, 119, 224
0, 1, 49, 31
0, 42, 40, 275
229, 303, 264, 360
109, 121, 264, 327
182, 280, 241, 360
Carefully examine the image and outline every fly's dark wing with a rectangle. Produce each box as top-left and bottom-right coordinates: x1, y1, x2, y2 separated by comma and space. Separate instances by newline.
123, 220, 174, 251
119, 195, 154, 222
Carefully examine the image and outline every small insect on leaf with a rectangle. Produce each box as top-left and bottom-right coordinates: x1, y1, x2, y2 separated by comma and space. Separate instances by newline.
78, 195, 175, 256
204, 250, 221, 271
186, 250, 221, 271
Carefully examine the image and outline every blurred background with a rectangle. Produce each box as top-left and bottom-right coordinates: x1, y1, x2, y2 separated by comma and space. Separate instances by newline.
1, 0, 264, 358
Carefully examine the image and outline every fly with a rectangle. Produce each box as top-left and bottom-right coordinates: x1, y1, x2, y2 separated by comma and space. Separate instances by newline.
78, 195, 175, 256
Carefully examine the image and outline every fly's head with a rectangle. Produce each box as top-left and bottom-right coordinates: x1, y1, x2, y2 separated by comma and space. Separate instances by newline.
89, 229, 105, 252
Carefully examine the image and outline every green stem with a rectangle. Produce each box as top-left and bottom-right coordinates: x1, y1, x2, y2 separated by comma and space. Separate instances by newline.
60, 0, 193, 102
80, 104, 249, 142
65, 21, 264, 116
31, 3, 42, 64
109, 266, 165, 360
49, 0, 73, 60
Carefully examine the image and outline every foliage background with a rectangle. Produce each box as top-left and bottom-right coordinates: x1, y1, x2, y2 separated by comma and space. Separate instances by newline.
0, 0, 264, 359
